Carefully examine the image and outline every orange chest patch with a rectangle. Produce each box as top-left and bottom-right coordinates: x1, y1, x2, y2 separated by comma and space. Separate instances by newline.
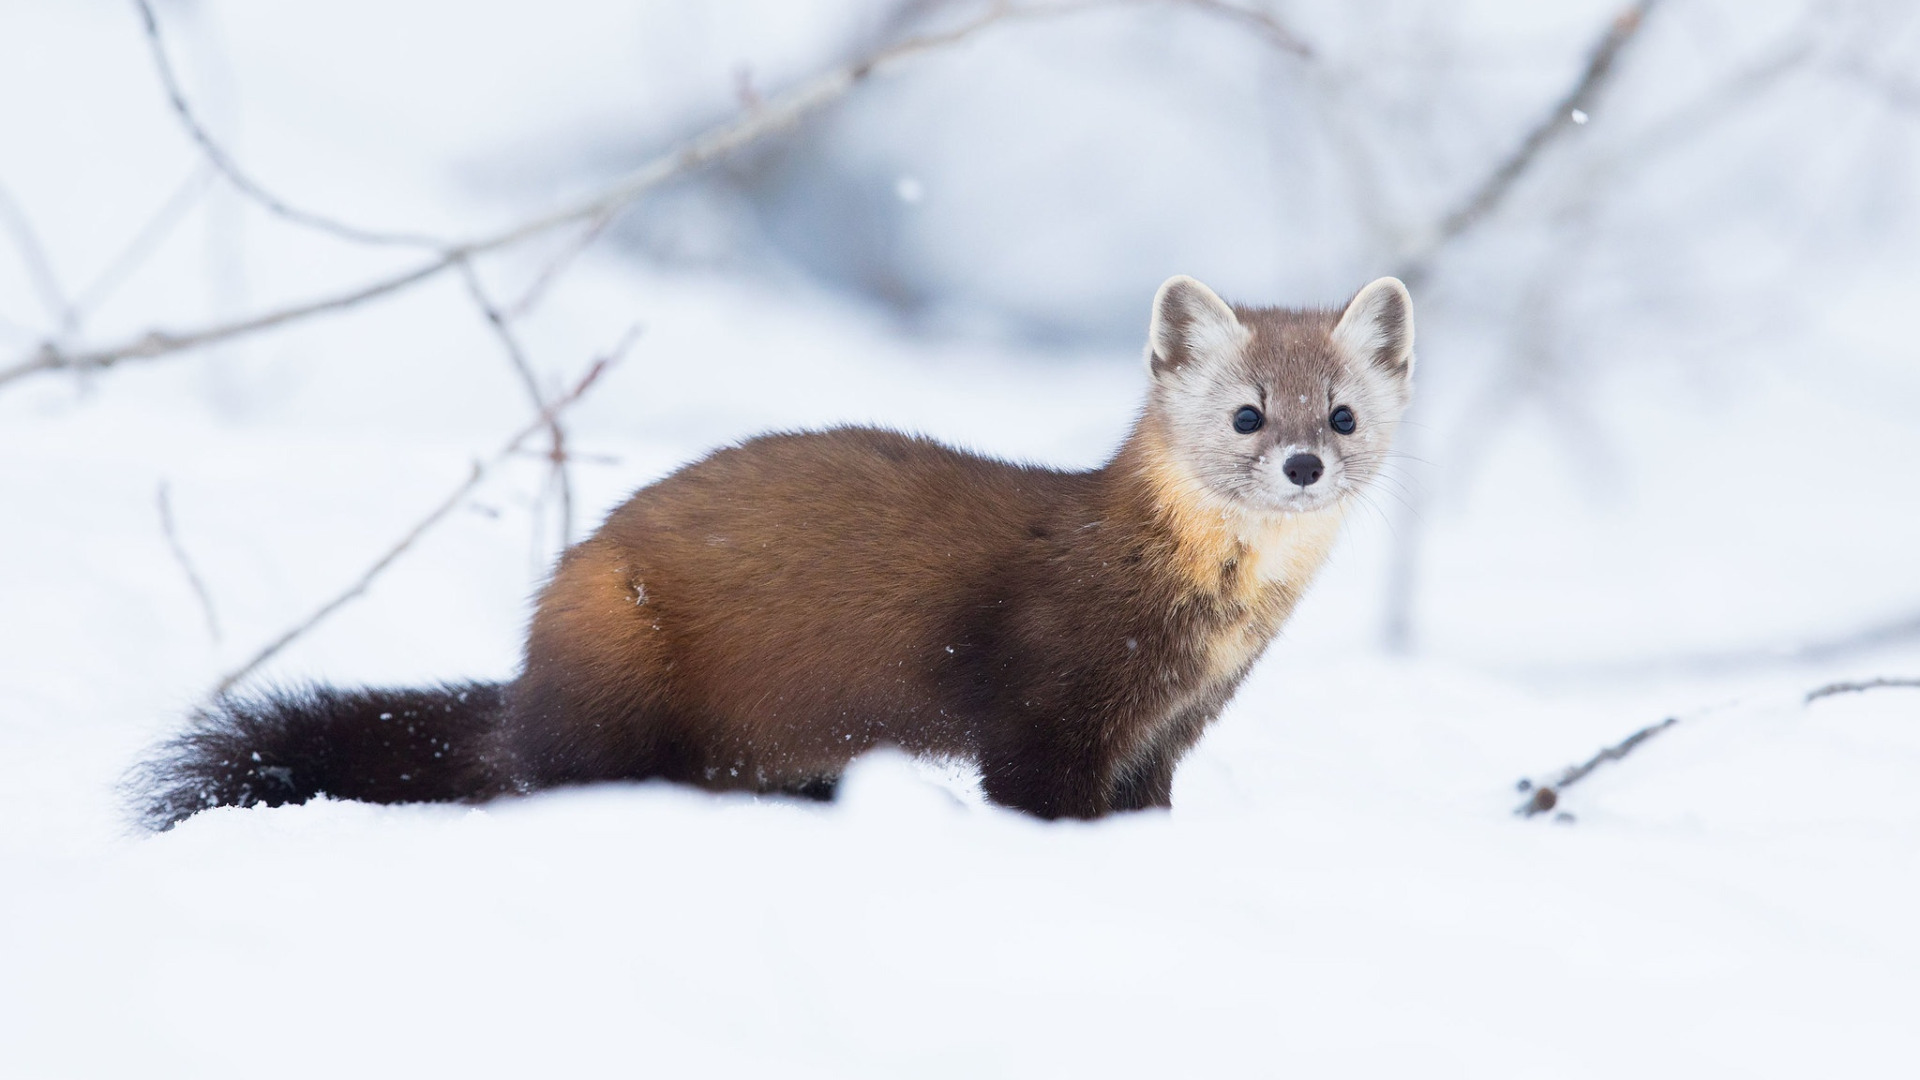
1201, 589, 1287, 680
1145, 471, 1345, 686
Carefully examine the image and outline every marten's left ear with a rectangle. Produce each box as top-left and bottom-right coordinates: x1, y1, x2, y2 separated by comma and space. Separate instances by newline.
1331, 277, 1414, 379
1147, 275, 1246, 379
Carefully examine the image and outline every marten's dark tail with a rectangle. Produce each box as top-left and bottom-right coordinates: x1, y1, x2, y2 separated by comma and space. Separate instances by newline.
129, 682, 513, 832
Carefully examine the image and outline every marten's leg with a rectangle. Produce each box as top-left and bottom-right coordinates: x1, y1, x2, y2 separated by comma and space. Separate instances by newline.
1108, 752, 1174, 812
769, 774, 840, 802
978, 721, 1112, 820
1107, 704, 1212, 812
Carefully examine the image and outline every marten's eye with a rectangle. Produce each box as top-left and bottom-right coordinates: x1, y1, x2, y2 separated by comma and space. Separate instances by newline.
1232, 406, 1264, 434
1329, 405, 1356, 435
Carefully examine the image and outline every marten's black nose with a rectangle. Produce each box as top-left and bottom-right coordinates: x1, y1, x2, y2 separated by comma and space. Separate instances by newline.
1283, 453, 1323, 487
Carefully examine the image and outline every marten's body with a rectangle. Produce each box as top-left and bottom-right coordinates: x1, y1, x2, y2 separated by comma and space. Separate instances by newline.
134, 275, 1415, 827
510, 423, 1341, 816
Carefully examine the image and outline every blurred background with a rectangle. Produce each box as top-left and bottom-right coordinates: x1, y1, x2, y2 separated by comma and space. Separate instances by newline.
4, 3, 1919, 1075
4, 0, 1915, 682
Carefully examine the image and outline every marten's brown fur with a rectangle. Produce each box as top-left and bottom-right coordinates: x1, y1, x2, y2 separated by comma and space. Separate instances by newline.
133, 275, 1414, 827
508, 422, 1343, 816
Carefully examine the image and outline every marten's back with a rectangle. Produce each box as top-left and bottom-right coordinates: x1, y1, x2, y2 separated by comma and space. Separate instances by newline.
611, 426, 1090, 589
509, 428, 1103, 784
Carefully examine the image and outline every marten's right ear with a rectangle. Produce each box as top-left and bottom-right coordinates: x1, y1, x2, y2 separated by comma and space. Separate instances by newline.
1331, 276, 1414, 379
1147, 275, 1246, 379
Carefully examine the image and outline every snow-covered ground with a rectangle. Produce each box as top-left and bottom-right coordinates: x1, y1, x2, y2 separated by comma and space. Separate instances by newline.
3, 2, 1918, 1076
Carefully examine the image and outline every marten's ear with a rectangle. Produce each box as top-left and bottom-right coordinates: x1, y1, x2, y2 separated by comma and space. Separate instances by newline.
1147, 275, 1246, 379
1331, 276, 1414, 378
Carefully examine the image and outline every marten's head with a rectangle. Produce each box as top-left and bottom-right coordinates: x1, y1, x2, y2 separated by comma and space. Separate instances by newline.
1143, 275, 1414, 515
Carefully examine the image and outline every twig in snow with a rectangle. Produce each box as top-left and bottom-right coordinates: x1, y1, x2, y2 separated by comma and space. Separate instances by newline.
157, 481, 221, 643
132, 0, 448, 250
1805, 677, 1920, 704
1519, 674, 1920, 818
1515, 714, 1678, 817
206, 327, 638, 700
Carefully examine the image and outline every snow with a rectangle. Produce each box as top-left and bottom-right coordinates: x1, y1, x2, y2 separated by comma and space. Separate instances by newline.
3, 1, 1919, 1077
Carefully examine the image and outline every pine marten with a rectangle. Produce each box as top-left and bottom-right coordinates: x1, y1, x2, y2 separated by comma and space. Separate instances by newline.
133, 275, 1414, 827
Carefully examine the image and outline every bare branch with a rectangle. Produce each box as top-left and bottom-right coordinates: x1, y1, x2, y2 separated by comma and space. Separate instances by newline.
0, 178, 74, 334
1383, 36, 1816, 658
504, 210, 620, 320
0, 254, 450, 390
72, 166, 216, 319
1158, 0, 1312, 58
3, 8, 1002, 391
132, 0, 447, 250
4, 0, 1317, 394
1805, 676, 1920, 704
1432, 29, 1819, 512
1396, 0, 1660, 287
157, 481, 221, 643
447, 5, 1022, 257
457, 258, 574, 547
208, 329, 638, 700
1379, 1, 1662, 652
1602, 40, 1811, 168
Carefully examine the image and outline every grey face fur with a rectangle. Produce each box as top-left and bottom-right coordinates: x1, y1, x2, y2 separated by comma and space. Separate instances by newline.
1144, 275, 1415, 515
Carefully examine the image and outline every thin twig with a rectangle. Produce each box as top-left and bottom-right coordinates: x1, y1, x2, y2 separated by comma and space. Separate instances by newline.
1160, 0, 1313, 58
505, 209, 621, 320
0, 179, 75, 335
457, 258, 574, 546
1379, 0, 1662, 652
1433, 29, 1817, 529
72, 166, 216, 319
497, 0, 1311, 318
438, 6, 1023, 257
207, 328, 638, 700
1395, 0, 1659, 288
1805, 677, 1920, 704
1608, 40, 1811, 165
0, 255, 450, 390
132, 0, 448, 250
157, 481, 221, 642
1519, 674, 1920, 817
1515, 715, 1678, 817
